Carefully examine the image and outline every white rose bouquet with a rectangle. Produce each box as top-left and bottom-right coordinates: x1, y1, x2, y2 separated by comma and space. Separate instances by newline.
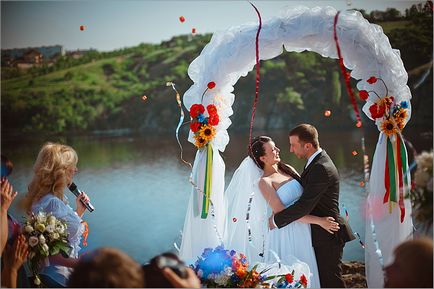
22, 211, 70, 285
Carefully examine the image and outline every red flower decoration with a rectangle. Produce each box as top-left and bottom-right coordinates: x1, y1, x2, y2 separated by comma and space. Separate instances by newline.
207, 81, 216, 89
367, 76, 378, 84
359, 90, 369, 101
190, 121, 201, 133
179, 16, 185, 23
300, 274, 308, 287
369, 103, 386, 119
207, 104, 218, 116
190, 104, 205, 118
285, 273, 294, 283
208, 114, 219, 126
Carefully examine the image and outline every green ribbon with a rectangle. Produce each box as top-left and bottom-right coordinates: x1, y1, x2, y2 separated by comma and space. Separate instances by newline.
387, 137, 397, 202
201, 144, 213, 219
399, 135, 409, 187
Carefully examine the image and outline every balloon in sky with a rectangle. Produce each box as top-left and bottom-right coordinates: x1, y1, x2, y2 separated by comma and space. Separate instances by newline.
79, 25, 85, 31
179, 16, 185, 23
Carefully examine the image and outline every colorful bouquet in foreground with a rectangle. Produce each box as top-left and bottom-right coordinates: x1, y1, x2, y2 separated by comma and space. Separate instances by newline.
22, 211, 70, 285
192, 246, 308, 288
409, 150, 433, 231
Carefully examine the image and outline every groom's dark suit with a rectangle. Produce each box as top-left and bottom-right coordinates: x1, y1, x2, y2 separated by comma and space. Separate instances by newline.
274, 150, 355, 288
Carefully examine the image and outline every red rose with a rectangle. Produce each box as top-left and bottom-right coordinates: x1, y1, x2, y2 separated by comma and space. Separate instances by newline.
189, 104, 205, 118
300, 274, 308, 288
369, 103, 386, 119
285, 273, 294, 283
190, 121, 201, 133
359, 90, 369, 101
208, 114, 219, 126
207, 81, 216, 89
367, 76, 378, 84
207, 104, 218, 116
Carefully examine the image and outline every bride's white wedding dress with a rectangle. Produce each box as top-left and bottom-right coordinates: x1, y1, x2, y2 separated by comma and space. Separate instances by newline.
225, 157, 321, 288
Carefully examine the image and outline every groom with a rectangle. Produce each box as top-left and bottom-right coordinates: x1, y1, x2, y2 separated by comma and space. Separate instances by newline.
268, 124, 355, 288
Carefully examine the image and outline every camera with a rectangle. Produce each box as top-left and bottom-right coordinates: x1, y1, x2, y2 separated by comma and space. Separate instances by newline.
155, 255, 188, 279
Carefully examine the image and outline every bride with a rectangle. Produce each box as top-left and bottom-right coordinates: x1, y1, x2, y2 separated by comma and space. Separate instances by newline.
225, 136, 339, 288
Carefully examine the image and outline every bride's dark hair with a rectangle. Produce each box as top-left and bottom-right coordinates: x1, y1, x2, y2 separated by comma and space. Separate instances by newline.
248, 136, 301, 183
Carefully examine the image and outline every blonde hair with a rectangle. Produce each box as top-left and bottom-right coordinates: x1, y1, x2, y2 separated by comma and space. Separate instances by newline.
21, 142, 78, 213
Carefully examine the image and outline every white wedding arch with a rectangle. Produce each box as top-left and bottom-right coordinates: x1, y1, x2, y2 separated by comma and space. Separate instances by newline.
180, 6, 413, 287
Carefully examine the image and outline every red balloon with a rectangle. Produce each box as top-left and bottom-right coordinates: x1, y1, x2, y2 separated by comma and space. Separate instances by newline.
192, 28, 196, 34
232, 217, 237, 222
80, 25, 85, 31
179, 16, 185, 23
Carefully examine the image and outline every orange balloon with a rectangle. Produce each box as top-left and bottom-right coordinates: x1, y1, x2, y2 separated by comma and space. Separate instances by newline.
324, 110, 331, 117
80, 25, 85, 31
360, 181, 365, 187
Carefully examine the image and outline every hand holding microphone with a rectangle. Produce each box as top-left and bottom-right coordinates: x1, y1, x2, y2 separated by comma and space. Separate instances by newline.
68, 182, 95, 213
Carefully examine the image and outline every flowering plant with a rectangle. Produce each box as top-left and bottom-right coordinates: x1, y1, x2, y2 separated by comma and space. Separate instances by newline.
189, 103, 219, 148
22, 211, 70, 285
358, 76, 409, 136
192, 246, 308, 288
409, 150, 433, 232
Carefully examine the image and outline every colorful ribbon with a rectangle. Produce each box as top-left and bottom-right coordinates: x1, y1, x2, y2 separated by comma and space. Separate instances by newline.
383, 134, 409, 222
201, 144, 213, 218
248, 2, 262, 150
333, 11, 362, 126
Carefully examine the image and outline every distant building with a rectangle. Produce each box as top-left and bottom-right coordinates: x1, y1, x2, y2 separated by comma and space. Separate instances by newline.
1, 45, 64, 68
65, 49, 94, 59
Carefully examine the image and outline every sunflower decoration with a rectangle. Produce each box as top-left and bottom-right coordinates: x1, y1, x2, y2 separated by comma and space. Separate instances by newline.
199, 124, 216, 142
358, 76, 410, 135
189, 82, 220, 149
381, 118, 398, 137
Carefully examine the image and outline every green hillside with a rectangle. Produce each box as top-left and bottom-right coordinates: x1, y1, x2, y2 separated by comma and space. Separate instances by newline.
1, 13, 432, 135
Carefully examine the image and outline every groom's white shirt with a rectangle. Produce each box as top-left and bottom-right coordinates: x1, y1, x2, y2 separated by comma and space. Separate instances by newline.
272, 147, 323, 228
305, 147, 323, 168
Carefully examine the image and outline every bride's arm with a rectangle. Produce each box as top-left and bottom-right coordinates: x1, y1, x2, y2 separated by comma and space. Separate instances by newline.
258, 179, 285, 214
297, 215, 340, 234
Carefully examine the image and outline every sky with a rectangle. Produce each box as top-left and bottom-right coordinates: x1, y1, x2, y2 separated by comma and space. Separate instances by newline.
1, 0, 426, 52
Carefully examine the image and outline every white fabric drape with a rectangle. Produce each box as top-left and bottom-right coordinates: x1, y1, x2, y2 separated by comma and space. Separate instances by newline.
179, 148, 226, 264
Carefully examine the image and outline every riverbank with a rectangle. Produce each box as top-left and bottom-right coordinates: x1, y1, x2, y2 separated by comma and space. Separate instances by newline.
342, 261, 367, 288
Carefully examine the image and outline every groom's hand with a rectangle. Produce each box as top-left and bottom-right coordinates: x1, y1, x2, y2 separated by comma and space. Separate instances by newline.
268, 215, 277, 230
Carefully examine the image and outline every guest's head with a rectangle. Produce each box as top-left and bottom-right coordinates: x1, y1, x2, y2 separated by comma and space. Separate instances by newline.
68, 247, 144, 288
384, 237, 433, 288
142, 252, 187, 288
21, 142, 78, 212
289, 124, 319, 159
248, 136, 280, 169
1, 154, 13, 178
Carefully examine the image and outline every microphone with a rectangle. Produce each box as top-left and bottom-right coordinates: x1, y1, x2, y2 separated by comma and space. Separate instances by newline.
68, 182, 95, 213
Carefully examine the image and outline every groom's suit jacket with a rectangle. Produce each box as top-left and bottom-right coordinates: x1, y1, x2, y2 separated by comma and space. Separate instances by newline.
274, 150, 355, 247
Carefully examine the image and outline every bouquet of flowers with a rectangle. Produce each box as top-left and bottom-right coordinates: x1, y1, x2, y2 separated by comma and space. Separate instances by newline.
22, 211, 70, 285
192, 246, 308, 288
409, 150, 433, 232
189, 103, 219, 149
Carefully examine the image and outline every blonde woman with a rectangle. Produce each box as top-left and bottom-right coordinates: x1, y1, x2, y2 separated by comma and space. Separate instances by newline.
21, 142, 90, 287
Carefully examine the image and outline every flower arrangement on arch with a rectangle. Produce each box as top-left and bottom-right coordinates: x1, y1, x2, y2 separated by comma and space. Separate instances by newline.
192, 246, 308, 288
358, 76, 409, 137
189, 103, 219, 149
22, 211, 70, 286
